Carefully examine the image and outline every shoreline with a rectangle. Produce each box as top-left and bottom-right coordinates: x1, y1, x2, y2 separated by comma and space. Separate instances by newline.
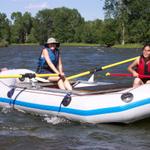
0, 42, 8, 48
6, 43, 143, 48
112, 43, 143, 49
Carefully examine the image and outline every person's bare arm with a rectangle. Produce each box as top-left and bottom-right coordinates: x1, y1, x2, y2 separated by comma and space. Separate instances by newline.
128, 58, 139, 77
58, 54, 64, 73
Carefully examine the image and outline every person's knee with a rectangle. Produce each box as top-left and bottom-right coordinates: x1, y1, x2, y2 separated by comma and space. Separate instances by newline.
134, 78, 141, 84
146, 80, 150, 84
133, 78, 143, 87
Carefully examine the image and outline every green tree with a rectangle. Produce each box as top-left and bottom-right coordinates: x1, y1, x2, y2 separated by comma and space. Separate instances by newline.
89, 19, 104, 44
127, 0, 150, 43
75, 19, 103, 44
104, 0, 129, 45
103, 0, 150, 44
101, 19, 117, 46
51, 7, 84, 43
0, 13, 10, 43
80, 21, 97, 43
33, 9, 53, 44
11, 12, 33, 43
33, 7, 84, 44
11, 12, 24, 43
22, 12, 33, 42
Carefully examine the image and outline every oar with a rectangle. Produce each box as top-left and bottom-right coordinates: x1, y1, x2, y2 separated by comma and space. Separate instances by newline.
67, 56, 139, 80
0, 56, 139, 79
106, 72, 133, 77
0, 73, 58, 79
106, 72, 150, 78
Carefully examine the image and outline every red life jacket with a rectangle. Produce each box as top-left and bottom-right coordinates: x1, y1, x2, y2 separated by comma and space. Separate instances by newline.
137, 56, 150, 75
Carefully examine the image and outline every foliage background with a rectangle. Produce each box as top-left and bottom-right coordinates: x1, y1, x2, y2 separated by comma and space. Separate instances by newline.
0, 0, 149, 47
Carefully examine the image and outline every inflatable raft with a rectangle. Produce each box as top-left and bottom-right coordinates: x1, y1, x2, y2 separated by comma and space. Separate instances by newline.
0, 69, 150, 124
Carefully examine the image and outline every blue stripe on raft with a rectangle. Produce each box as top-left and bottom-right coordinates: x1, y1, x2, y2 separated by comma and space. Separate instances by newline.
0, 97, 150, 116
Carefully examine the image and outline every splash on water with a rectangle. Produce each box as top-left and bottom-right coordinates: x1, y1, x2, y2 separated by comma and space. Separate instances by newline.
1, 106, 13, 114
43, 115, 70, 125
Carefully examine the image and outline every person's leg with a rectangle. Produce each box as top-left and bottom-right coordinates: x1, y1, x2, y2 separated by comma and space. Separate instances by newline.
133, 78, 143, 88
58, 79, 66, 90
145, 80, 150, 84
48, 76, 66, 90
64, 79, 72, 90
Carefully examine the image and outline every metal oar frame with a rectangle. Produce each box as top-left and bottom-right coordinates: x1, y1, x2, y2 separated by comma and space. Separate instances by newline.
19, 73, 36, 81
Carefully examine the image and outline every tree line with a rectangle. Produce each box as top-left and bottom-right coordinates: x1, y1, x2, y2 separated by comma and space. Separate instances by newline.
104, 0, 150, 45
0, 0, 149, 47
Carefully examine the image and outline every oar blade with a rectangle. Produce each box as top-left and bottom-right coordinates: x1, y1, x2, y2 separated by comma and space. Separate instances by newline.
88, 74, 95, 82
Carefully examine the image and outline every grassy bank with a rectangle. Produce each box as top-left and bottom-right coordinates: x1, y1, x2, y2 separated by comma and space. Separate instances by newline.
0, 40, 8, 47
10, 43, 144, 48
11, 42, 100, 47
113, 43, 143, 48
11, 43, 39, 46
62, 43, 100, 47
63, 43, 144, 48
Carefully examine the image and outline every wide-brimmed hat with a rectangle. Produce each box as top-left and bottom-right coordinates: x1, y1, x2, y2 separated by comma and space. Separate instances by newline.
45, 37, 60, 47
47, 37, 59, 44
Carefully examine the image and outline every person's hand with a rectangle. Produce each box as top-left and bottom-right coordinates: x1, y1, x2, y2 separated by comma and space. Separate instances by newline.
0, 68, 8, 72
132, 72, 139, 77
59, 72, 65, 80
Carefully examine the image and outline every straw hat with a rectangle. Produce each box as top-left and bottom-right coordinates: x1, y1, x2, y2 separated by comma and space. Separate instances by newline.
46, 37, 59, 44
45, 37, 60, 47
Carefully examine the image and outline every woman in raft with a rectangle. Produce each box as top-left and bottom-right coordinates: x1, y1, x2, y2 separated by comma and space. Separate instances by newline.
128, 44, 150, 87
36, 37, 72, 90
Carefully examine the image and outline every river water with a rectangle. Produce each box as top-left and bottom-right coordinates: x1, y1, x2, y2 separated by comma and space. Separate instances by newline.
0, 45, 150, 150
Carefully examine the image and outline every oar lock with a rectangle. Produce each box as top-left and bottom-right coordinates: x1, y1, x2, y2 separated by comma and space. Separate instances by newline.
91, 67, 102, 74
19, 73, 36, 81
7, 88, 15, 98
62, 92, 72, 106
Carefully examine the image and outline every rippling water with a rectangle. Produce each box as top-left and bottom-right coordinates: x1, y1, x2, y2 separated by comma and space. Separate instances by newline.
1, 45, 150, 150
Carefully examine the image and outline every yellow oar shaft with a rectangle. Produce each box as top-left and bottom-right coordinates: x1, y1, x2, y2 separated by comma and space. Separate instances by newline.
0, 73, 58, 79
67, 56, 139, 80
0, 74, 22, 78
67, 71, 90, 80
101, 56, 139, 70
35, 74, 58, 77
